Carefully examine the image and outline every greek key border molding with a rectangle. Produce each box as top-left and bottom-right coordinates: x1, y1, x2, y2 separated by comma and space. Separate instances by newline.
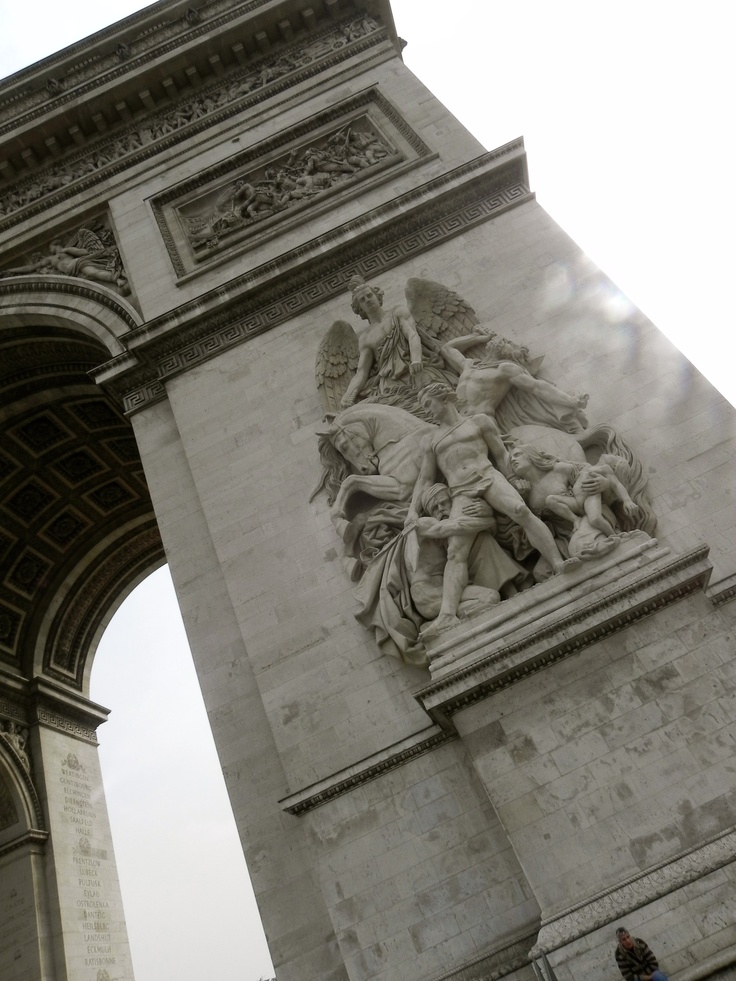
113, 148, 530, 413
415, 543, 711, 723
34, 706, 99, 745
532, 826, 736, 955
281, 728, 455, 815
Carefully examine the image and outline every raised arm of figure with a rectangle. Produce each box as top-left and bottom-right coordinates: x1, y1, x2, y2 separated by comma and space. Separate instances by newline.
396, 303, 424, 375
438, 333, 479, 372
500, 361, 588, 409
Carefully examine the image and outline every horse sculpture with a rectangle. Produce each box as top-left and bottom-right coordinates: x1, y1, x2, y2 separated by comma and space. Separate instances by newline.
312, 402, 434, 518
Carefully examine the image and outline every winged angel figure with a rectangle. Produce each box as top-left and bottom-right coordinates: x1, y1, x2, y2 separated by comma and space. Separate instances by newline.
315, 276, 478, 421
316, 276, 589, 431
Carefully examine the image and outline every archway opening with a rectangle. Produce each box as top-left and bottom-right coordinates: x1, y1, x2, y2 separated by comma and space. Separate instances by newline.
90, 567, 274, 980
0, 321, 162, 687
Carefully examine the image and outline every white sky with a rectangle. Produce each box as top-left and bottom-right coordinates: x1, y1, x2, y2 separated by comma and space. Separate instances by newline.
1, 1, 733, 979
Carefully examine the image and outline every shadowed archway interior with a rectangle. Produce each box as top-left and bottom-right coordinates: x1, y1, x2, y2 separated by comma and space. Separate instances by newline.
0, 323, 163, 692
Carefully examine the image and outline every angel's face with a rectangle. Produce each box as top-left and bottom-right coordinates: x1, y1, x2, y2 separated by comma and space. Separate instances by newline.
353, 286, 382, 320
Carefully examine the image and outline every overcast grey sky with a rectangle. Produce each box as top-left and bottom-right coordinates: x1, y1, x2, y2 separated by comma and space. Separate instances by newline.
1, 2, 733, 979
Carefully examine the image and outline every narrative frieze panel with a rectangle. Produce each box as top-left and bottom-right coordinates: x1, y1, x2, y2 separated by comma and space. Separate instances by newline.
152, 89, 431, 277
0, 215, 131, 299
0, 13, 384, 230
105, 149, 530, 413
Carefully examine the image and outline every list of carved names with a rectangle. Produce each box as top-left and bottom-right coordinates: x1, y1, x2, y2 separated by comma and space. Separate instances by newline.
60, 753, 116, 973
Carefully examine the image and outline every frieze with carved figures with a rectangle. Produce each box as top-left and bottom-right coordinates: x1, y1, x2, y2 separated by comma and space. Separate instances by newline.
313, 276, 656, 666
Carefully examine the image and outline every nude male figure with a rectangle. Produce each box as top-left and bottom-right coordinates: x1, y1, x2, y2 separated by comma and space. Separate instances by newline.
439, 331, 588, 429
406, 383, 568, 633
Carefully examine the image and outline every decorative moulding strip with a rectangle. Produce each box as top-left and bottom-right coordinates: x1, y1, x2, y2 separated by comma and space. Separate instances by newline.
0, 278, 139, 331
31, 678, 109, 744
531, 826, 736, 955
0, 16, 387, 231
34, 707, 98, 745
0, 828, 49, 859
280, 727, 455, 815
707, 571, 736, 607
428, 929, 539, 981
0, 692, 29, 727
113, 150, 530, 413
0, 0, 251, 115
415, 542, 711, 727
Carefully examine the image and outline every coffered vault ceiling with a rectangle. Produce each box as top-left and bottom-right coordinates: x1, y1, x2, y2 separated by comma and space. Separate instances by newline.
0, 325, 163, 690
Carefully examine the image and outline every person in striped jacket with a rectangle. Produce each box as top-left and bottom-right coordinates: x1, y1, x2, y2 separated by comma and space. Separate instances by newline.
615, 927, 669, 981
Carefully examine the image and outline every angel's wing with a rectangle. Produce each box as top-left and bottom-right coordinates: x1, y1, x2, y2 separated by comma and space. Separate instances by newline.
404, 277, 479, 345
68, 226, 106, 254
315, 320, 359, 414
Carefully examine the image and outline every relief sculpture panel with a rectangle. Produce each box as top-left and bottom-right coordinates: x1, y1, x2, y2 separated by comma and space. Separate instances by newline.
313, 276, 656, 666
179, 117, 399, 257
0, 218, 130, 296
152, 90, 431, 276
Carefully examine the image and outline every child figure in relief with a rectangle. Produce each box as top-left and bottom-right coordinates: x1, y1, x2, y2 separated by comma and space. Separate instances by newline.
544, 454, 639, 536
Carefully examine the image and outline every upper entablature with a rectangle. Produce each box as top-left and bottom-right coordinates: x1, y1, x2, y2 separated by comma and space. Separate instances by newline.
0, 0, 399, 226
0, 1, 398, 123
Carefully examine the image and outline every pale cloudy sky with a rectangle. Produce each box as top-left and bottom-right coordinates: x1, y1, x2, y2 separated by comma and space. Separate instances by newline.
1, 2, 733, 980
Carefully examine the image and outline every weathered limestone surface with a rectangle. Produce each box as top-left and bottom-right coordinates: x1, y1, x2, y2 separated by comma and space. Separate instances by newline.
1, 1, 735, 980
32, 721, 133, 981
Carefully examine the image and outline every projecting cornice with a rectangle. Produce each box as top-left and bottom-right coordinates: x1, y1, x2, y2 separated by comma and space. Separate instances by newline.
0, 0, 398, 229
93, 142, 532, 413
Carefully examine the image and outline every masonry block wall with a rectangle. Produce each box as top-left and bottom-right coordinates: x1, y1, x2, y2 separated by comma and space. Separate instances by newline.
2, 2, 735, 979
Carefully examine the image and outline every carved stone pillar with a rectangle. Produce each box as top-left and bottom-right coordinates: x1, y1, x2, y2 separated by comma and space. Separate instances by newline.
0, 680, 134, 981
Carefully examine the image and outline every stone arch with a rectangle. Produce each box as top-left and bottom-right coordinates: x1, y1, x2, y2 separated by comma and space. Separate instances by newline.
0, 732, 45, 845
0, 275, 141, 355
0, 279, 164, 695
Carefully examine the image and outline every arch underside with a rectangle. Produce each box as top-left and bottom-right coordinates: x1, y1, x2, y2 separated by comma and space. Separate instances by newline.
0, 320, 164, 692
